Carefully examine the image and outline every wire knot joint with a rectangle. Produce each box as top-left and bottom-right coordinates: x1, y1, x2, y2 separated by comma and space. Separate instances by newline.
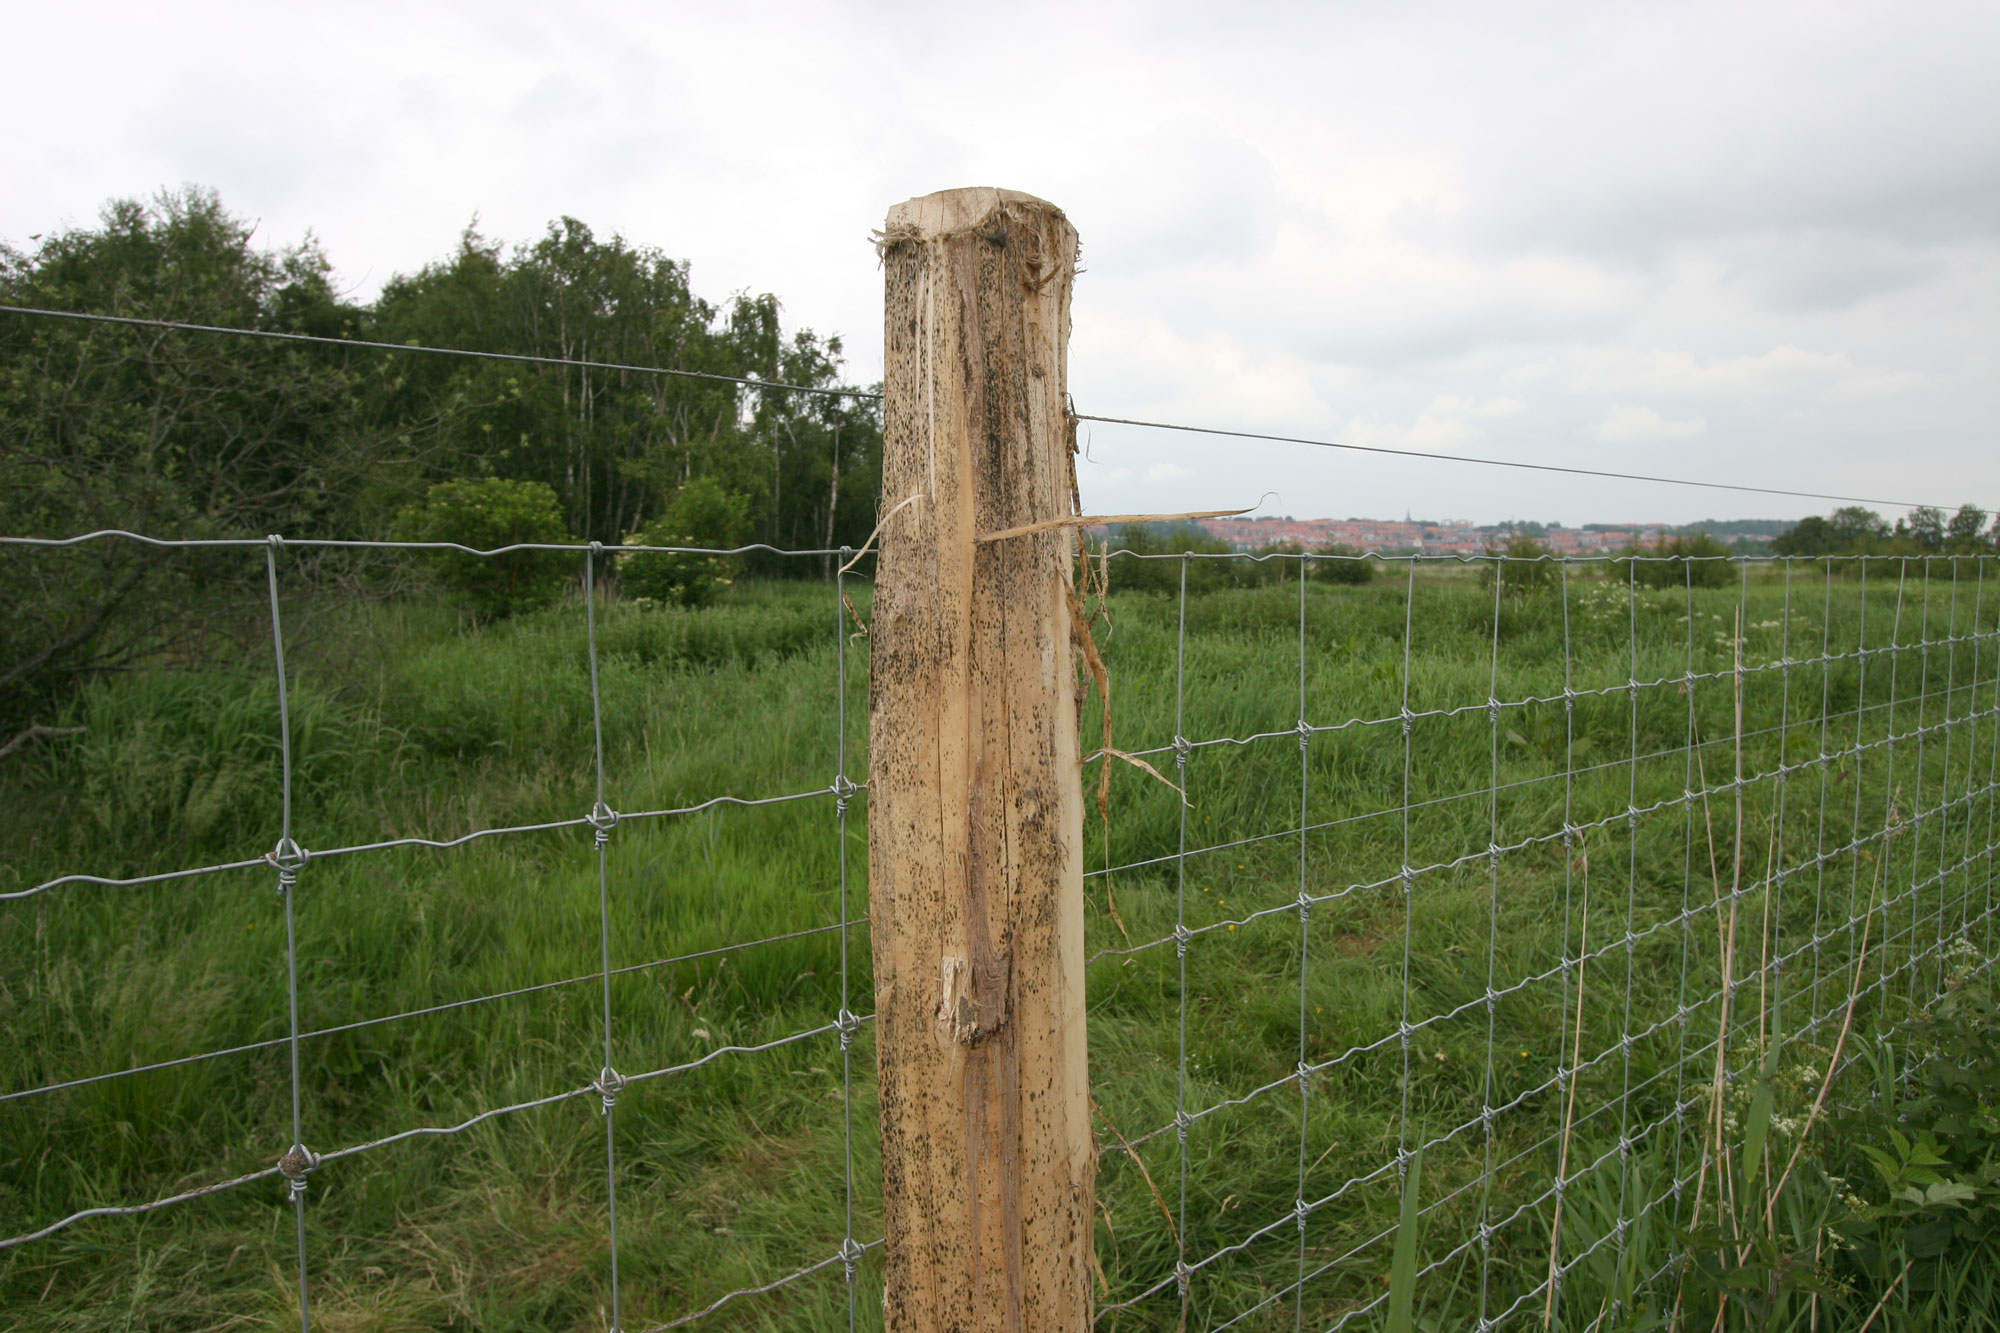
267, 838, 308, 893
594, 1066, 626, 1115
830, 775, 860, 817
587, 802, 620, 847
277, 1143, 318, 1198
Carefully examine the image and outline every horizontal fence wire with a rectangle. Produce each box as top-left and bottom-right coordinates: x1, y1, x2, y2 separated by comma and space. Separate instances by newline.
6, 522, 1999, 1331
1079, 548, 2000, 1332
8, 301, 1996, 1329
3, 300, 1986, 513
2, 532, 880, 1331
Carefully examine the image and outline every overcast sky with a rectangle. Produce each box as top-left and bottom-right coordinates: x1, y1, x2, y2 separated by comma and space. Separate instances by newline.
6, 0, 1995, 527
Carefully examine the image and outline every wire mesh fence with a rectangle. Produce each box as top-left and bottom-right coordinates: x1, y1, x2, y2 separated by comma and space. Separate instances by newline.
1, 532, 882, 1330
1078, 547, 2000, 1330
5, 528, 1995, 1330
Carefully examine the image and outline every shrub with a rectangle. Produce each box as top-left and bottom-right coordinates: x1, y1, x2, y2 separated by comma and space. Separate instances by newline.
1479, 534, 1561, 594
392, 478, 573, 618
1823, 951, 2000, 1311
1100, 522, 1235, 596
1311, 540, 1375, 585
1614, 531, 1736, 589
620, 476, 752, 608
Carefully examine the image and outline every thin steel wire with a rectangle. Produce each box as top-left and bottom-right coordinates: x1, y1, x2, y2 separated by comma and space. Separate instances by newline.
0, 529, 850, 557
835, 550, 863, 1333
5, 1015, 877, 1251
2, 917, 865, 1105
583, 545, 626, 1330
7, 785, 852, 902
1074, 415, 1992, 512
1293, 559, 1312, 1333
1085, 551, 2000, 1330
0, 303, 879, 402
11, 523, 2000, 1330
263, 538, 313, 1333
3, 299, 1979, 510
1175, 552, 1194, 1323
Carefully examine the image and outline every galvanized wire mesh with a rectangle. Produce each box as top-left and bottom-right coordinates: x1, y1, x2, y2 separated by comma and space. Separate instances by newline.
1083, 548, 2000, 1331
5, 531, 1997, 1332
1, 531, 878, 1331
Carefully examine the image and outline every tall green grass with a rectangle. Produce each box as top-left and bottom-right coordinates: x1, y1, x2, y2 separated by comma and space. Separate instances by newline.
2, 559, 1996, 1330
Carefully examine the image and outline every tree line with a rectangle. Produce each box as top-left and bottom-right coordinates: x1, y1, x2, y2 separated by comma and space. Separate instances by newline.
1771, 505, 1998, 557
0, 188, 883, 731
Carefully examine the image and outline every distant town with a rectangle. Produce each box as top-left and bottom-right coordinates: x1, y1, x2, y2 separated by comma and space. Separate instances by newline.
1091, 515, 1792, 555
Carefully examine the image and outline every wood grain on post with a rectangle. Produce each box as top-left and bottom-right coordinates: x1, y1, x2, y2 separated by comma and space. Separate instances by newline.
869, 187, 1092, 1331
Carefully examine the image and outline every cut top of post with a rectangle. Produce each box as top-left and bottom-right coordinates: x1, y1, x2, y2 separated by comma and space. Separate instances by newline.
883, 186, 1066, 240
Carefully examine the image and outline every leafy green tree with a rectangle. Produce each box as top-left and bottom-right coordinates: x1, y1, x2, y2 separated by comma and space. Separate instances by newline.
368, 219, 881, 555
619, 476, 752, 608
1771, 515, 1835, 557
1906, 506, 1948, 552
1828, 506, 1892, 549
1946, 504, 1991, 553
0, 188, 391, 730
392, 478, 573, 617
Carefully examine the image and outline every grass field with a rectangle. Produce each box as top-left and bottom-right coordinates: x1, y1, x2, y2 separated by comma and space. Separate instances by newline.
3, 553, 1997, 1331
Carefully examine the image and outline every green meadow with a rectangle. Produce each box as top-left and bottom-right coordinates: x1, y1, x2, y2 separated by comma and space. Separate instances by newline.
3, 555, 1997, 1331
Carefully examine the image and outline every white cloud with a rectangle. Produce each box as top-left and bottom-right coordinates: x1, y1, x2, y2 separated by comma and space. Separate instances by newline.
3, 0, 1996, 524
1596, 405, 1709, 443
1343, 395, 1529, 453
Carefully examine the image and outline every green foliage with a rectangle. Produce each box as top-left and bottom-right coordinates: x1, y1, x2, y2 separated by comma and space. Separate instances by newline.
392, 478, 573, 617
0, 188, 389, 726
1614, 531, 1738, 590
1825, 959, 2000, 1305
4, 567, 1997, 1328
1102, 522, 1236, 595
619, 475, 752, 608
1480, 533, 1561, 594
1946, 504, 1991, 553
2, 189, 881, 732
369, 218, 882, 553
1772, 507, 1895, 558
1099, 524, 1370, 597
1312, 539, 1376, 584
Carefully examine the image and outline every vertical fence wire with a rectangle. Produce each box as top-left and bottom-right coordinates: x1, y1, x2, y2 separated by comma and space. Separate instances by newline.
1609, 552, 1641, 1327
583, 544, 626, 1330
1292, 559, 1312, 1333
1476, 557, 1506, 1332
1547, 558, 1579, 1327
1174, 551, 1194, 1326
1808, 562, 1836, 1036
1394, 558, 1418, 1220
15, 535, 2000, 1332
835, 549, 863, 1330
1668, 560, 1699, 1272
1985, 562, 2000, 963
262, 535, 313, 1333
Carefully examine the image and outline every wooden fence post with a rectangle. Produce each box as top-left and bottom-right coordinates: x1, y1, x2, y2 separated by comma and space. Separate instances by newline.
869, 187, 1092, 1331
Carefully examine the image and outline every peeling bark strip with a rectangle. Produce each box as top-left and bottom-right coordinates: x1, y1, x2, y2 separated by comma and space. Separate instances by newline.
870, 188, 1092, 1331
